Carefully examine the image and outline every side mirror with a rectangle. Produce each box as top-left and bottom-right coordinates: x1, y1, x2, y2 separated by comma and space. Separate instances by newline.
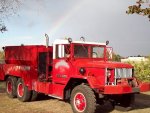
45, 33, 49, 48
106, 47, 113, 60
2, 47, 5, 50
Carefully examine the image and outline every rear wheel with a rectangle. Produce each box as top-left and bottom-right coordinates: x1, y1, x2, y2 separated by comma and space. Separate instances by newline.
6, 76, 17, 98
16, 78, 31, 102
70, 84, 96, 113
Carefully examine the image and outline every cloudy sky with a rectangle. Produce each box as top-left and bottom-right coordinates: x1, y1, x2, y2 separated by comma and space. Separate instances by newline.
0, 0, 150, 57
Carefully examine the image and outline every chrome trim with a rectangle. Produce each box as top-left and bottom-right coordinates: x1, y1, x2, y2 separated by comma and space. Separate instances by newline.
115, 68, 132, 79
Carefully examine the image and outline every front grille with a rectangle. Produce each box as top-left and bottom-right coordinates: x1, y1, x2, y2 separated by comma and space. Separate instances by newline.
115, 68, 133, 78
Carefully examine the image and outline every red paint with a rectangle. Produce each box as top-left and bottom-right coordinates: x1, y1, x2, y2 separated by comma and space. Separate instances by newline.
139, 82, 150, 92
103, 85, 132, 94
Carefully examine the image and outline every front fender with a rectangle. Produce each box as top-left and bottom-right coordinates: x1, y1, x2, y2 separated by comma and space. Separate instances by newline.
87, 76, 102, 88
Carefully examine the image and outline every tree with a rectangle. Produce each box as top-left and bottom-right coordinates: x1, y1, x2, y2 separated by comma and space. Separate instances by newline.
0, 51, 4, 64
126, 0, 150, 21
112, 53, 122, 62
128, 56, 150, 82
0, 51, 4, 59
0, 0, 22, 33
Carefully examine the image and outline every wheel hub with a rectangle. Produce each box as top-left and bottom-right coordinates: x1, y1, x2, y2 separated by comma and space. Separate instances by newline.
74, 93, 86, 112
18, 83, 24, 97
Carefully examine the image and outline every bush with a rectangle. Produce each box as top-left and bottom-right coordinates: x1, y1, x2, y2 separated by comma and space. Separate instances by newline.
128, 57, 150, 82
0, 51, 4, 64
0, 51, 4, 60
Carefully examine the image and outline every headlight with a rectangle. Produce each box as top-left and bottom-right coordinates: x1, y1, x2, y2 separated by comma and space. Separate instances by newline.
79, 67, 86, 75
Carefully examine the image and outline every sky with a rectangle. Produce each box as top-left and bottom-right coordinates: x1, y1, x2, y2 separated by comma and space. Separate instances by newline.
0, 0, 150, 57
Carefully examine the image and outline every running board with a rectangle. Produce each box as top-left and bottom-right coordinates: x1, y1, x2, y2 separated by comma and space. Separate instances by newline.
48, 94, 63, 100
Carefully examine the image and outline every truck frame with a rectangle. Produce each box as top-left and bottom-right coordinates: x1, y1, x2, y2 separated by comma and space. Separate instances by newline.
0, 36, 150, 113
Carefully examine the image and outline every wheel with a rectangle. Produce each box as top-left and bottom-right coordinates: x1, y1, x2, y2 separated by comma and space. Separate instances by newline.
30, 90, 38, 101
16, 78, 31, 102
6, 76, 17, 98
70, 84, 96, 113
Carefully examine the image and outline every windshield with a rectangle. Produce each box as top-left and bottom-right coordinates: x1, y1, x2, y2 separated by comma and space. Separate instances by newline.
74, 44, 105, 58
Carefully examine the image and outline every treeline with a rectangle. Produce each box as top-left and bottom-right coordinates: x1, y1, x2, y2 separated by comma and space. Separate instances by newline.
128, 57, 150, 82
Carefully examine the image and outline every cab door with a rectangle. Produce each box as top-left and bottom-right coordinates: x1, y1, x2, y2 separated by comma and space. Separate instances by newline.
52, 44, 71, 97
52, 44, 71, 84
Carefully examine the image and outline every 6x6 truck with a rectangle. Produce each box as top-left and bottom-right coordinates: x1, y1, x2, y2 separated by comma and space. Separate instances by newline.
0, 36, 150, 113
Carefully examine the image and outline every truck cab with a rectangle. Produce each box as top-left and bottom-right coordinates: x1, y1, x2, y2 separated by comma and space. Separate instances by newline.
52, 38, 134, 92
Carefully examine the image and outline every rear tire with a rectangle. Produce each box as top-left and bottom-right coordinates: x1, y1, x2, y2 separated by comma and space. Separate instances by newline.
16, 78, 31, 102
70, 84, 96, 113
6, 76, 17, 98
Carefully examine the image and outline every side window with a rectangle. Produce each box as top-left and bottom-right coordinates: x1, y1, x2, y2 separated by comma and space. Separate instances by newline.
106, 47, 113, 60
92, 46, 104, 58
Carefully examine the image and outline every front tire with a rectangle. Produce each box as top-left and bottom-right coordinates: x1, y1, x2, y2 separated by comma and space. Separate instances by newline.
16, 78, 31, 102
70, 84, 96, 113
6, 76, 17, 98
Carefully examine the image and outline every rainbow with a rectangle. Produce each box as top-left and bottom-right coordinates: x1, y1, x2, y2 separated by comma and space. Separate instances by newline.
47, 0, 86, 37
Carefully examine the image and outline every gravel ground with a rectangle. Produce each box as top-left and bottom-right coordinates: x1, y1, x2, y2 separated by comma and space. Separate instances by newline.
0, 81, 150, 113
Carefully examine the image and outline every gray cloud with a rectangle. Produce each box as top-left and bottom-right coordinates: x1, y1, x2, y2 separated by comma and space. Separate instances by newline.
1, 0, 150, 57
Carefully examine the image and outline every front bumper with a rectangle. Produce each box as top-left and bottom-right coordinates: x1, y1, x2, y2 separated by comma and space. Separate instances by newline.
103, 85, 137, 94
102, 83, 150, 94
139, 82, 150, 92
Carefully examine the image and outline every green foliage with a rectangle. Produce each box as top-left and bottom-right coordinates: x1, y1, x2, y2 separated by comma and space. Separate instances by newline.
112, 53, 122, 62
126, 0, 150, 21
0, 51, 4, 60
128, 57, 150, 82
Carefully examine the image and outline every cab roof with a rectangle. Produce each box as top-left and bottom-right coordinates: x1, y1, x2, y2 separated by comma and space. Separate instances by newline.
53, 39, 106, 45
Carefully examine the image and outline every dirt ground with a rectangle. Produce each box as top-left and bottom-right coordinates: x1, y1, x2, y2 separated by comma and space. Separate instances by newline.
0, 81, 150, 113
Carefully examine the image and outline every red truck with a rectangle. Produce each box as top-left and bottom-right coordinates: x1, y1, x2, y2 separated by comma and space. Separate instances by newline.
0, 36, 150, 113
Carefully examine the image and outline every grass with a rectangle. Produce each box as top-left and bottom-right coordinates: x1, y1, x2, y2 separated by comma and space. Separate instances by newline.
0, 81, 150, 113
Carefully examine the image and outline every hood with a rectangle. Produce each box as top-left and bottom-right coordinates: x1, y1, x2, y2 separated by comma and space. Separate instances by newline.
74, 59, 133, 69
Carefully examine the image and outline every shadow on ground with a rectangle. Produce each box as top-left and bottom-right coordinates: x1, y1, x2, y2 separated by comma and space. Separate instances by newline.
95, 93, 150, 113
